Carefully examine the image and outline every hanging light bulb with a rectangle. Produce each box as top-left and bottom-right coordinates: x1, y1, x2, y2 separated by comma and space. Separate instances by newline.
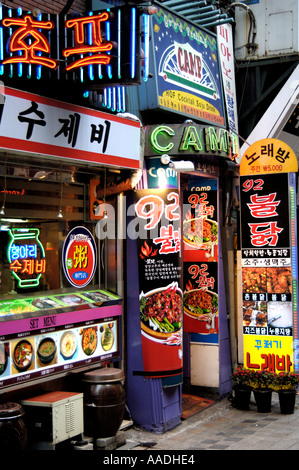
103, 210, 108, 219
0, 204, 5, 216
57, 208, 63, 218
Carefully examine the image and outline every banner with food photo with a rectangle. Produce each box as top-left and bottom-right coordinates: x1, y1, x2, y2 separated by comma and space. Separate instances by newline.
240, 171, 297, 373
184, 261, 218, 336
182, 178, 219, 339
134, 189, 183, 377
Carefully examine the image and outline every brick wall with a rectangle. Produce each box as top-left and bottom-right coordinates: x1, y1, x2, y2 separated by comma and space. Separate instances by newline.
1, 0, 89, 15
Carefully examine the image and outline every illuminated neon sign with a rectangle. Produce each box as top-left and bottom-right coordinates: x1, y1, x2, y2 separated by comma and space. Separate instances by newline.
1, 15, 57, 69
62, 13, 113, 71
62, 226, 97, 288
0, 5, 147, 87
145, 123, 238, 160
7, 228, 46, 288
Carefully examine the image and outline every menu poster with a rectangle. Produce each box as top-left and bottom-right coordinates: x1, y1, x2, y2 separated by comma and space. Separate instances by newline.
182, 178, 219, 341
134, 189, 183, 377
240, 172, 297, 373
0, 315, 120, 388
182, 180, 218, 262
184, 261, 218, 336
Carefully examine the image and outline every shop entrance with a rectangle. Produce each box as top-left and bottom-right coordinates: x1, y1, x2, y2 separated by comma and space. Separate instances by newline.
180, 171, 222, 395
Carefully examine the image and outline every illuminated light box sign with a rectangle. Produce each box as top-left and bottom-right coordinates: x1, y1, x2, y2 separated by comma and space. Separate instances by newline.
240, 138, 298, 175
145, 123, 237, 159
183, 178, 219, 342
138, 5, 225, 125
0, 311, 121, 388
62, 226, 97, 289
240, 141, 298, 373
134, 189, 183, 378
0, 87, 141, 169
7, 228, 46, 288
0, 4, 148, 87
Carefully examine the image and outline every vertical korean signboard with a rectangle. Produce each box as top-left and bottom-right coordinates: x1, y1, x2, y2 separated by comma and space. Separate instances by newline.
240, 139, 298, 373
134, 189, 183, 377
183, 178, 219, 342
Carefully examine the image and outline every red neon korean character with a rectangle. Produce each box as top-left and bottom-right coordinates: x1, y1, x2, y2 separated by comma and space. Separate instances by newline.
9, 260, 23, 272
62, 12, 113, 71
1, 15, 57, 69
21, 259, 35, 275
35, 259, 46, 274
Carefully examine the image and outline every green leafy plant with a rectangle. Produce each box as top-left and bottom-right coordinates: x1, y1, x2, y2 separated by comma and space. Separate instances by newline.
231, 366, 254, 390
273, 371, 299, 390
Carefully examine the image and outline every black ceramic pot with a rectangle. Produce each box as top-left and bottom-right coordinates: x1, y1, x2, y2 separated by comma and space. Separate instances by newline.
278, 389, 296, 414
253, 389, 272, 413
233, 388, 251, 410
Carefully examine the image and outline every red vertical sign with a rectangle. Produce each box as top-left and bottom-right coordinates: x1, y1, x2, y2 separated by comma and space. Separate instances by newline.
182, 179, 219, 338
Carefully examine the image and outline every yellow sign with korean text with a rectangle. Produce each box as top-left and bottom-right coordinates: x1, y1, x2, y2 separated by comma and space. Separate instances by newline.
240, 138, 298, 176
243, 334, 294, 373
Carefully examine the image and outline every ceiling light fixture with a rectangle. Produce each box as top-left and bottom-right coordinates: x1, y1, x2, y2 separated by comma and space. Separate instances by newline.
160, 154, 195, 172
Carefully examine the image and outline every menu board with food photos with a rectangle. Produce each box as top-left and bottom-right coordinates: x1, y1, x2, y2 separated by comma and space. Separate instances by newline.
240, 172, 298, 373
182, 178, 219, 342
0, 289, 121, 388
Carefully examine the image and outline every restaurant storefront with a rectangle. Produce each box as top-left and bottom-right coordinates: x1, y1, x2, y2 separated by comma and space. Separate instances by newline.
0, 2, 146, 448
0, 87, 142, 449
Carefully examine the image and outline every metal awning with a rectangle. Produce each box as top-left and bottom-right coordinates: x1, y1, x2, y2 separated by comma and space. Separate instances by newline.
158, 0, 234, 28
92, 0, 234, 29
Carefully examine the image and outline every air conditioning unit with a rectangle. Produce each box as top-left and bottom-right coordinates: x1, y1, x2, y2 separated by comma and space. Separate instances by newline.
21, 391, 84, 447
234, 0, 299, 60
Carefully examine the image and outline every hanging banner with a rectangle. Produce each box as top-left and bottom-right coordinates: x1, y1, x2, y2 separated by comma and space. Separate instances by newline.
240, 170, 298, 372
182, 178, 219, 340
217, 23, 238, 136
134, 189, 182, 377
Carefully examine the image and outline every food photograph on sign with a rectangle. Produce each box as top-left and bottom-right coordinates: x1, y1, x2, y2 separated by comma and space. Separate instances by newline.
0, 343, 9, 378
243, 301, 267, 328
183, 216, 218, 254
11, 338, 35, 374
242, 266, 292, 295
140, 282, 183, 341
